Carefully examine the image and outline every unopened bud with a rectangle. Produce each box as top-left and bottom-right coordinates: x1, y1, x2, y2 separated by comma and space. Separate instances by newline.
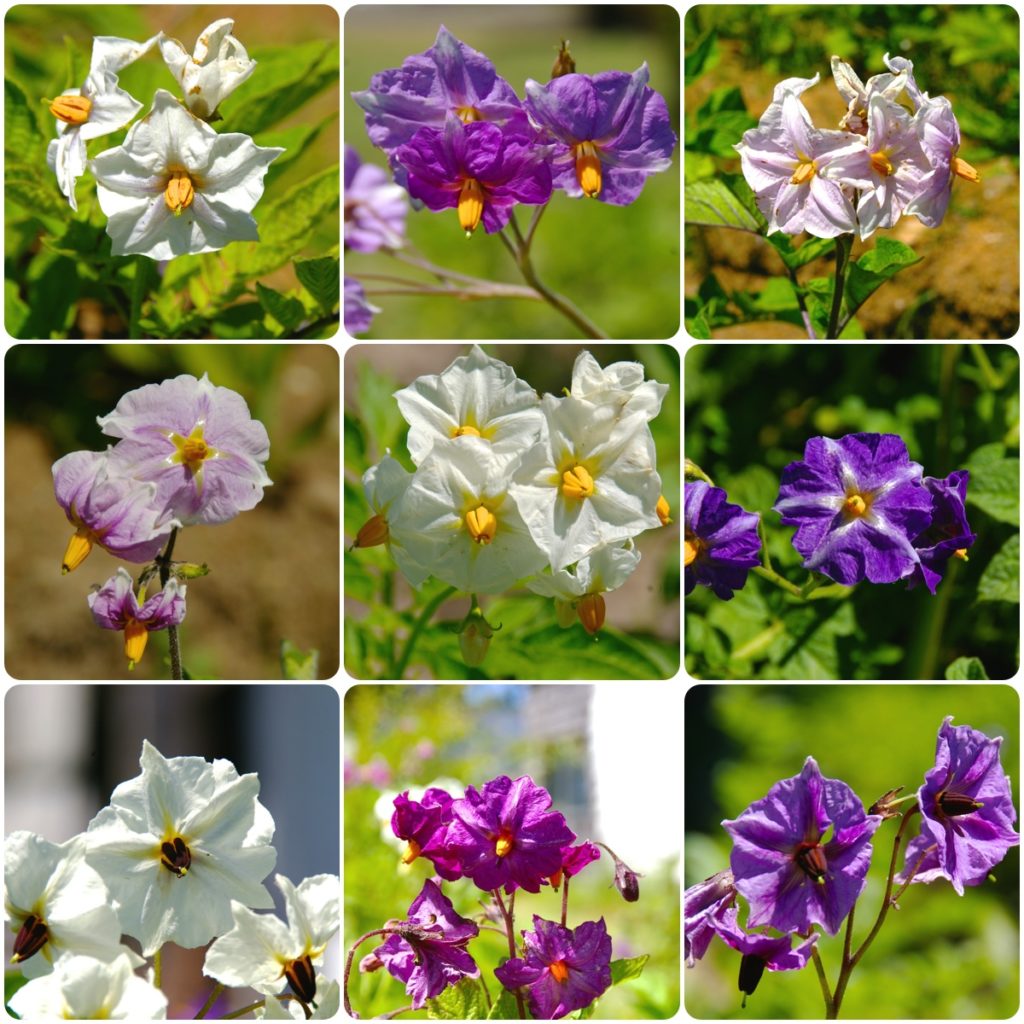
868, 786, 905, 819
352, 513, 389, 549
596, 842, 641, 901
459, 620, 492, 667
552, 39, 576, 78
359, 952, 384, 973
577, 593, 605, 634
738, 953, 766, 1002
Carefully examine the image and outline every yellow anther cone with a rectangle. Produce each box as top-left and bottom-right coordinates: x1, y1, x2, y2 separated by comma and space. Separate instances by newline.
62, 528, 95, 574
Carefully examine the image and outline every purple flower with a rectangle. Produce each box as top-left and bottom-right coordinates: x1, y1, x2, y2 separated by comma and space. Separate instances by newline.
96, 373, 271, 526
523, 63, 676, 205
684, 481, 761, 600
494, 916, 611, 1019
344, 276, 378, 336
774, 433, 934, 586
906, 471, 976, 593
446, 775, 575, 894
52, 450, 176, 574
395, 116, 551, 235
87, 567, 186, 669
896, 717, 1019, 895
372, 879, 479, 1009
722, 756, 882, 936
345, 145, 407, 252
506, 840, 601, 894
391, 788, 462, 881
684, 868, 735, 966
352, 25, 529, 181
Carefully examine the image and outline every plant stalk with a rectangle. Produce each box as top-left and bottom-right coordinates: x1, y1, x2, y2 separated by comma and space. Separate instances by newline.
827, 234, 853, 340
492, 888, 527, 1019
156, 527, 182, 680
391, 585, 457, 679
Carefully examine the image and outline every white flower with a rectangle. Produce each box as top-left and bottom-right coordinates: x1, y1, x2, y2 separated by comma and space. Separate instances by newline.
569, 351, 668, 428
390, 436, 547, 593
830, 54, 908, 134
203, 873, 339, 1004
84, 740, 276, 955
394, 345, 544, 466
45, 34, 159, 211
7, 953, 168, 1019
256, 977, 340, 1019
4, 831, 142, 979
509, 395, 662, 569
159, 18, 256, 119
90, 89, 283, 260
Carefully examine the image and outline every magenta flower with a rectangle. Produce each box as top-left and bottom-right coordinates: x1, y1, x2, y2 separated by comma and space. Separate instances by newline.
505, 839, 600, 894
391, 788, 462, 881
52, 450, 176, 574
523, 63, 676, 205
722, 756, 882, 936
906, 472, 976, 593
684, 868, 736, 967
371, 879, 479, 1009
88, 567, 186, 669
684, 481, 761, 600
896, 717, 1019, 895
446, 775, 575, 894
494, 916, 611, 1019
774, 433, 934, 586
96, 373, 271, 526
395, 116, 552, 235
344, 145, 407, 252
344, 276, 378, 336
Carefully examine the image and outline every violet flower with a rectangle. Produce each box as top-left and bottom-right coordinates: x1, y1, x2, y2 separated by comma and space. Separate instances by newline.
906, 471, 976, 593
494, 916, 611, 1020
446, 775, 575, 894
684, 481, 761, 600
395, 116, 552, 235
896, 717, 1019, 895
87, 567, 186, 669
505, 840, 601, 894
774, 433, 934, 587
391, 788, 462, 881
344, 276, 378, 336
722, 756, 882, 936
344, 145, 407, 252
371, 879, 479, 1009
684, 868, 736, 967
523, 63, 676, 204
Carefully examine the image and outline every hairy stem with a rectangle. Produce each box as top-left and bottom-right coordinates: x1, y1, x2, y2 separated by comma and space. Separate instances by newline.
156, 528, 182, 680
492, 889, 527, 1019
391, 585, 458, 679
343, 927, 398, 1018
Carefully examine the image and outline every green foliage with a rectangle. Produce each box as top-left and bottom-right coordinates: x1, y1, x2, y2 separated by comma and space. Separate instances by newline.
295, 256, 341, 312
843, 238, 923, 316
280, 641, 320, 680
977, 534, 1020, 604
965, 443, 1020, 525
610, 954, 649, 986
945, 655, 990, 679
427, 978, 489, 1019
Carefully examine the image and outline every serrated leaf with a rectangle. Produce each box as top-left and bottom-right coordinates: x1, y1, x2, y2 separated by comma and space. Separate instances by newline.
294, 256, 340, 311
685, 178, 762, 232
5, 78, 42, 162
427, 977, 488, 1019
965, 448, 1019, 525
5, 161, 68, 221
944, 656, 990, 680
610, 954, 649, 986
256, 282, 305, 333
978, 533, 1019, 603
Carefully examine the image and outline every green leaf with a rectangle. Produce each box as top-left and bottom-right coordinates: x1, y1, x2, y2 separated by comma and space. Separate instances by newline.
964, 445, 1019, 525
5, 279, 30, 337
5, 78, 41, 162
685, 178, 763, 232
5, 160, 68, 222
486, 988, 521, 1020
767, 232, 836, 272
260, 112, 336, 186
294, 256, 340, 312
684, 30, 719, 85
977, 534, 1019, 604
428, 977, 488, 1019
610, 954, 649, 986
255, 282, 305, 333
686, 307, 712, 339
687, 107, 756, 157
844, 237, 922, 318
944, 656, 990, 680
280, 641, 320, 679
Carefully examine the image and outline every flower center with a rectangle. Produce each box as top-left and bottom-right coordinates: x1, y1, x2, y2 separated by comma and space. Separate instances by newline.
160, 836, 192, 877
465, 505, 497, 544
62, 524, 99, 574
577, 593, 605, 635
794, 840, 828, 883
456, 106, 483, 123
952, 156, 980, 183
11, 914, 49, 963
573, 141, 602, 198
458, 178, 485, 236
164, 170, 196, 215
843, 492, 870, 518
124, 618, 149, 670
354, 514, 389, 549
168, 423, 219, 495
451, 424, 482, 438
561, 464, 595, 500
870, 150, 894, 177
495, 830, 515, 858
935, 788, 983, 818
48, 94, 92, 125
284, 954, 317, 1005
548, 960, 570, 983
684, 533, 703, 567
953, 548, 970, 561
401, 839, 422, 865
790, 159, 817, 185
657, 495, 672, 526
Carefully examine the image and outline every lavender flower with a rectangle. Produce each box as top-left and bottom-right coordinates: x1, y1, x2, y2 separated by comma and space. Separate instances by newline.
391, 788, 462, 880
344, 145, 407, 252
344, 276, 378, 336
684, 868, 735, 967
494, 916, 611, 1019
722, 756, 882, 936
684, 481, 761, 600
907, 472, 976, 592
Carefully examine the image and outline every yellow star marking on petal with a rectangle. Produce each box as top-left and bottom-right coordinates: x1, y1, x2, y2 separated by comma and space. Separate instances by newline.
573, 140, 602, 197
167, 423, 220, 496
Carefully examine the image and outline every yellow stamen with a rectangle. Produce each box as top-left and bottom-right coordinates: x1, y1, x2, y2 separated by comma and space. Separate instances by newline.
657, 495, 672, 526
456, 106, 483, 123
124, 619, 148, 670
844, 493, 868, 517
952, 156, 980, 183
684, 535, 702, 567
451, 424, 482, 438
495, 832, 514, 858
953, 548, 970, 562
458, 178, 485, 235
574, 141, 602, 198
48, 94, 92, 125
61, 527, 95, 574
561, 465, 595, 500
790, 160, 816, 185
354, 514, 389, 549
549, 960, 570, 983
870, 151, 894, 177
466, 505, 497, 544
577, 593, 605, 635
164, 171, 195, 215
401, 839, 421, 865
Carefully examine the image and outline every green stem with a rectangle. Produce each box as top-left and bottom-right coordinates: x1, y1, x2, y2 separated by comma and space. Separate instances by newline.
391, 586, 458, 679
757, 518, 775, 574
970, 343, 1004, 389
130, 256, 150, 340
156, 528, 183, 680
799, 574, 827, 599
194, 983, 224, 1019
560, 875, 570, 928
153, 947, 162, 989
827, 235, 853, 340
752, 564, 804, 597
221, 1000, 267, 1020
809, 944, 835, 1018
493, 889, 527, 1019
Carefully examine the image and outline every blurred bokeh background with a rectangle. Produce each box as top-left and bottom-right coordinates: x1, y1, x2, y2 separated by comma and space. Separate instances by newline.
345, 343, 680, 679
345, 683, 681, 1018
684, 4, 1019, 339
345, 4, 680, 339
4, 683, 340, 1018
685, 683, 1020, 1018
5, 343, 339, 679
685, 343, 1019, 680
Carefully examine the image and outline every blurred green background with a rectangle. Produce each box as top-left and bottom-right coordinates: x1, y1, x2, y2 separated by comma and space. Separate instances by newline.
684, 343, 1019, 680
345, 4, 680, 339
5, 343, 339, 679
345, 684, 681, 1018
685, 684, 1020, 1019
345, 344, 680, 680
684, 4, 1019, 339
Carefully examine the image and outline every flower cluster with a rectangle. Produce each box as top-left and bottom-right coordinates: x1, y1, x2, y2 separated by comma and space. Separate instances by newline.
351, 347, 670, 660
53, 372, 271, 669
350, 773, 640, 1019
735, 54, 979, 239
686, 718, 1018, 1008
5, 741, 339, 1020
45, 19, 283, 258
686, 432, 975, 599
